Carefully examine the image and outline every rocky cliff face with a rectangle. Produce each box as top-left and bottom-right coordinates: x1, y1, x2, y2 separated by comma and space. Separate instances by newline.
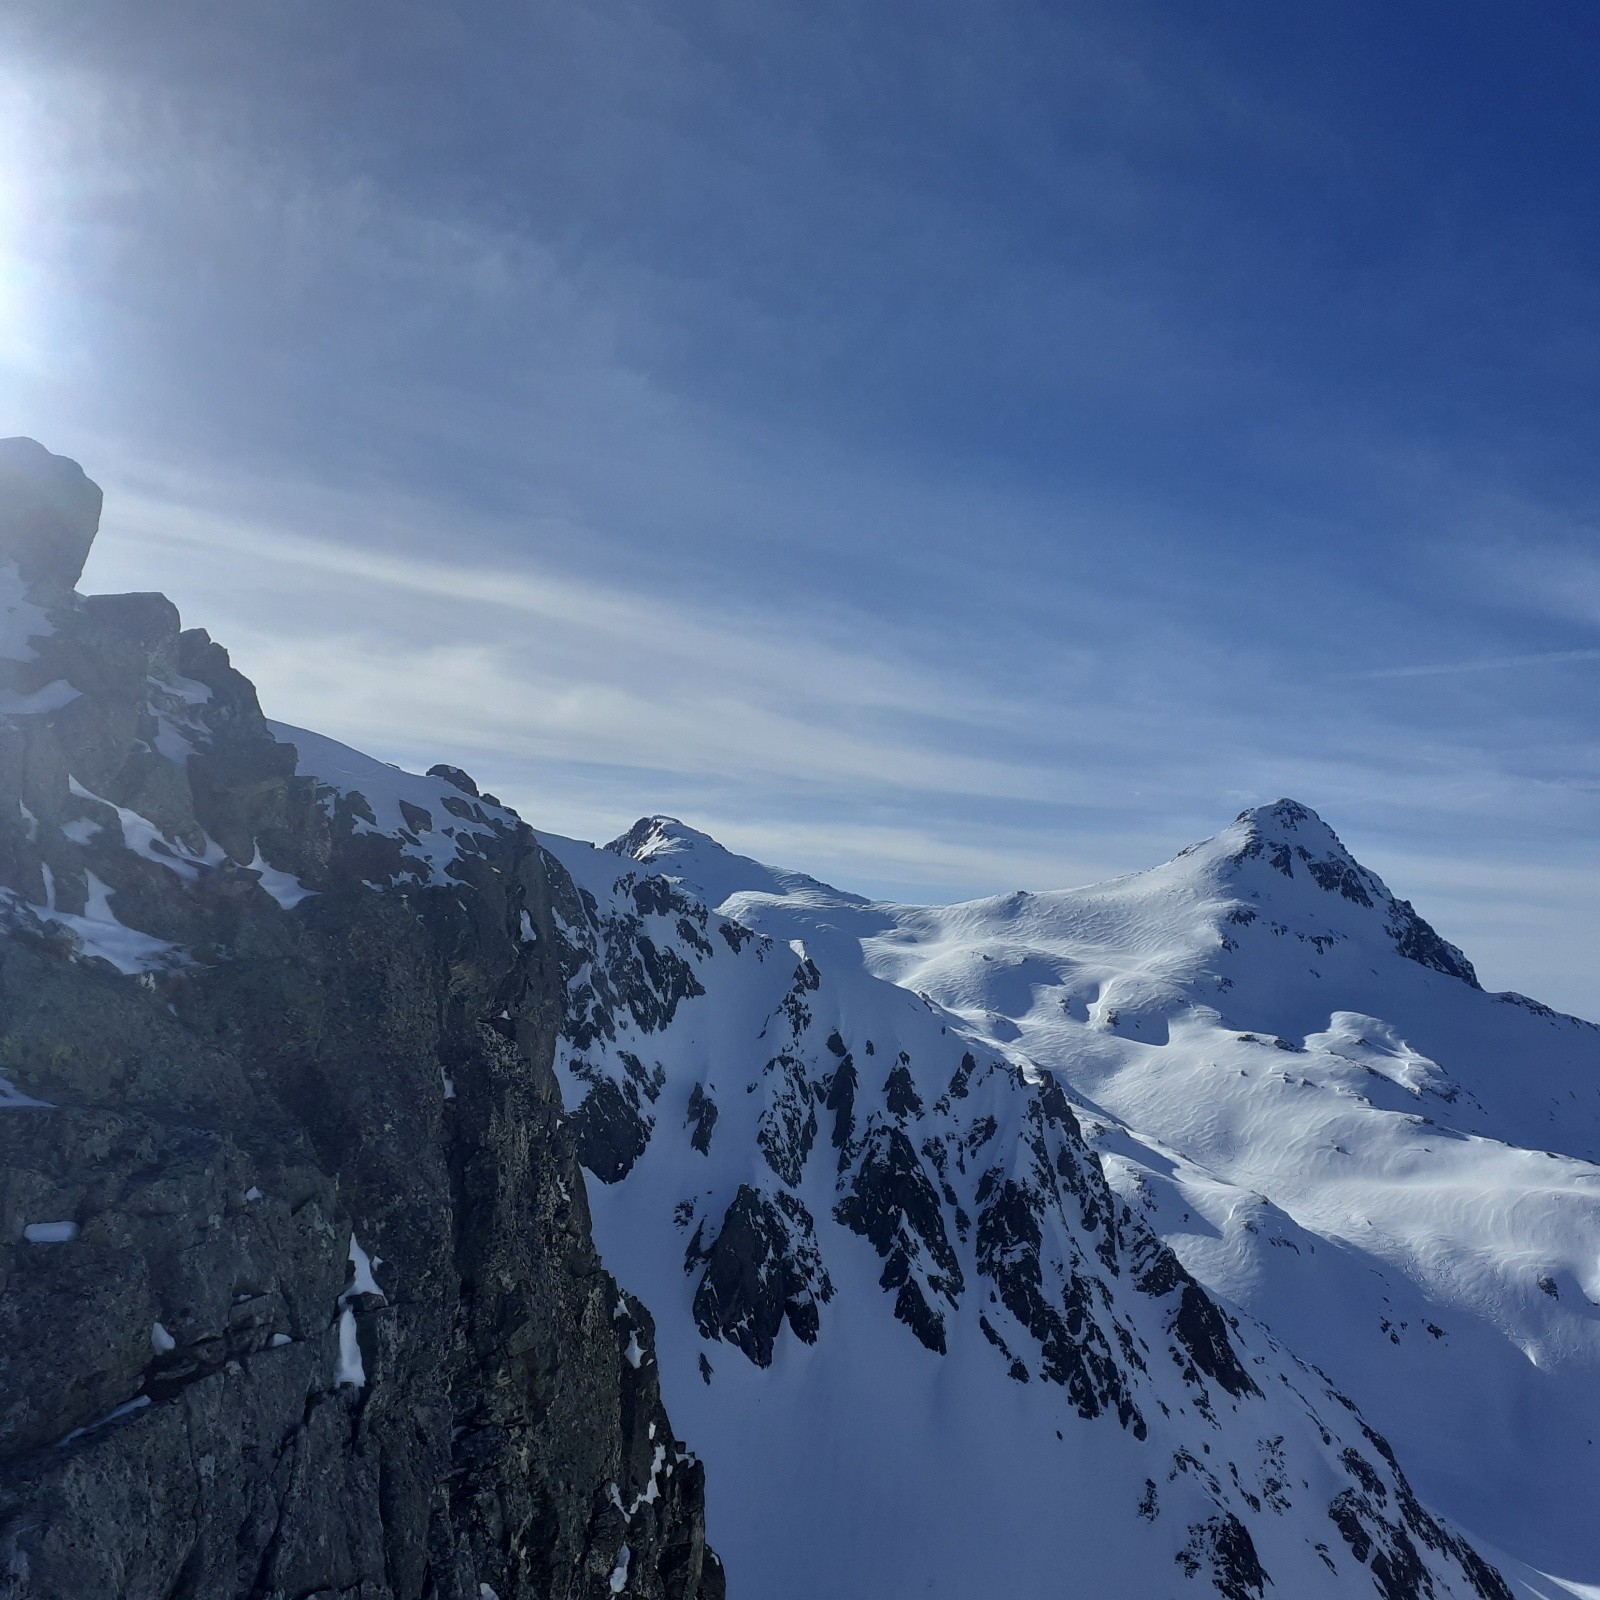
0, 438, 722, 1600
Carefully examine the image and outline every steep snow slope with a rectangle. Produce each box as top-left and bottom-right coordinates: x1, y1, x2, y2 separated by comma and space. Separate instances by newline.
273, 731, 1541, 1600
621, 802, 1600, 1589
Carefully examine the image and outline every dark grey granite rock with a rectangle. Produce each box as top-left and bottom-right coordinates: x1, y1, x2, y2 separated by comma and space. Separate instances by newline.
0, 444, 721, 1600
0, 438, 102, 596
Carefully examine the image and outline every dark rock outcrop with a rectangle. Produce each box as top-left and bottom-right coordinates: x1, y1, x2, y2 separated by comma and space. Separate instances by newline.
0, 441, 721, 1600
686, 1186, 832, 1366
835, 1124, 962, 1354
0, 437, 101, 595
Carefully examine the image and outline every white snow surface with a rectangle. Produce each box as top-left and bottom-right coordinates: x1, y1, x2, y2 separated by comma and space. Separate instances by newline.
0, 1071, 49, 1109
0, 679, 80, 716
607, 1545, 630, 1594
0, 562, 54, 663
334, 1307, 365, 1387
268, 721, 522, 889
342, 1233, 385, 1303
268, 730, 1598, 1598
247, 846, 316, 909
57, 1394, 151, 1448
21, 884, 179, 976
608, 805, 1600, 1591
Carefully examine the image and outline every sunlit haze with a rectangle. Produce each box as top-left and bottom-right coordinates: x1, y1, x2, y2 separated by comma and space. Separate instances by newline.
3, 3, 1599, 1013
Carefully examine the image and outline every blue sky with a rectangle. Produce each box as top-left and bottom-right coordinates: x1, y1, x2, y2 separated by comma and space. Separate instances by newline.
3, 2, 1599, 1012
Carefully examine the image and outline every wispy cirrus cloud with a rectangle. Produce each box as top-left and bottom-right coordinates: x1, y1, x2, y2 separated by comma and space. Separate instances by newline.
84, 465, 1083, 807
8, 5, 1600, 1017
1340, 649, 1600, 681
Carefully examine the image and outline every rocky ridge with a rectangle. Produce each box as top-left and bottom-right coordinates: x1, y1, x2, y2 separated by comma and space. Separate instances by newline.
0, 436, 1555, 1600
0, 438, 721, 1600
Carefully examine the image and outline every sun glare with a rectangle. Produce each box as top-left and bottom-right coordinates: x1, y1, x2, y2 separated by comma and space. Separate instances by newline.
0, 80, 42, 370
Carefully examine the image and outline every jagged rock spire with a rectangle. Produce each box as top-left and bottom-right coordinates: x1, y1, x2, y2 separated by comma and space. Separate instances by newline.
0, 438, 103, 595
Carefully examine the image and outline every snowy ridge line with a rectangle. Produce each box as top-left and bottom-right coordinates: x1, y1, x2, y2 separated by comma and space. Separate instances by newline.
522, 801, 1523, 1596
219, 726, 1584, 1597
605, 804, 1600, 1593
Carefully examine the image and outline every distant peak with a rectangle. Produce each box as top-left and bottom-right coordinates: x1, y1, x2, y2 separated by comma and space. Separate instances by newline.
1216, 798, 1480, 989
1233, 798, 1375, 875
608, 815, 716, 863
1227, 798, 1374, 890
1234, 797, 1338, 841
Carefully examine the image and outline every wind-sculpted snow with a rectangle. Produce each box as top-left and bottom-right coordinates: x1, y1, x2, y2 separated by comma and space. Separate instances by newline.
328, 811, 1529, 1600
605, 810, 1600, 1596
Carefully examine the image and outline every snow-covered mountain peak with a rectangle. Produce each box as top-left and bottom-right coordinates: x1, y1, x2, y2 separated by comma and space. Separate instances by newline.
1224, 796, 1365, 870
1149, 797, 1480, 992
530, 795, 1540, 1596
1176, 796, 1387, 910
1233, 793, 1340, 835
609, 813, 707, 861
606, 813, 861, 911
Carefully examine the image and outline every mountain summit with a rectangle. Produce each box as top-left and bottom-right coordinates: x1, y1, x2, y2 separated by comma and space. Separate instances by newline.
599, 799, 1595, 1588
607, 814, 864, 911
1211, 798, 1479, 986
